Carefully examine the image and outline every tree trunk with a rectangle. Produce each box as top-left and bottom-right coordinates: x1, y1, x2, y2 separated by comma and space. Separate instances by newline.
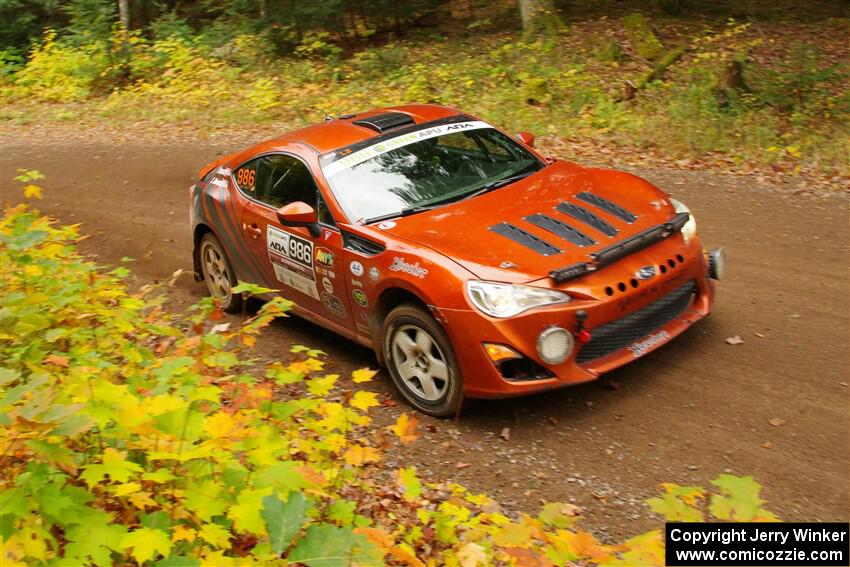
118, 0, 130, 30
518, 0, 562, 39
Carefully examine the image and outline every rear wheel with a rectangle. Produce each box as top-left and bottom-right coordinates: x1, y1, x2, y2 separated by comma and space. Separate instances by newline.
382, 304, 462, 417
199, 233, 242, 313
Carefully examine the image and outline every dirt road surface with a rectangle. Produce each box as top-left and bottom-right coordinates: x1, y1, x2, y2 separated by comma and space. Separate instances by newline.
2, 129, 848, 540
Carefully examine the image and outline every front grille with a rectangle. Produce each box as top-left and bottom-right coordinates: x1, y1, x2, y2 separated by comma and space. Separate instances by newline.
576, 281, 696, 363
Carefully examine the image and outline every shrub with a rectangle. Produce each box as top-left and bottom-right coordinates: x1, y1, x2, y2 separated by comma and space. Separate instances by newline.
1, 174, 782, 566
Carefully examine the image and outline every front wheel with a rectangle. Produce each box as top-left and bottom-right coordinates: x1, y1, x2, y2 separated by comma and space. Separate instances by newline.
199, 233, 242, 313
382, 304, 462, 417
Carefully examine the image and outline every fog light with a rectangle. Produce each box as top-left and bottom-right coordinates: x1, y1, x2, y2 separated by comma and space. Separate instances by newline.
709, 248, 726, 280
536, 327, 574, 365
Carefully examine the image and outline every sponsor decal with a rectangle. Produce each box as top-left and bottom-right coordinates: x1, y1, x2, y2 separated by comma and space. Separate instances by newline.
323, 229, 332, 241
628, 330, 671, 357
321, 276, 333, 294
266, 226, 319, 300
368, 267, 380, 281
322, 120, 491, 178
210, 177, 228, 189
321, 292, 346, 317
351, 279, 363, 288
389, 257, 428, 278
359, 311, 368, 321
236, 168, 256, 190
352, 289, 368, 307
316, 266, 335, 279
350, 261, 364, 277
355, 322, 370, 334
499, 260, 518, 269
635, 265, 656, 280
216, 166, 231, 176
377, 221, 396, 230
315, 247, 335, 267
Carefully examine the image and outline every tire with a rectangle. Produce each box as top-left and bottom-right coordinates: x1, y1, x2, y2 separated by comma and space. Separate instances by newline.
198, 233, 242, 313
382, 303, 462, 417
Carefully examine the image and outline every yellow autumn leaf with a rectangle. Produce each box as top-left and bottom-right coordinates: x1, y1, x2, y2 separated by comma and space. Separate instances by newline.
128, 491, 157, 510
204, 412, 238, 438
352, 368, 378, 383
23, 184, 42, 199
457, 542, 487, 567
350, 390, 379, 411
343, 444, 381, 466
199, 523, 231, 549
111, 482, 142, 497
390, 413, 419, 444
307, 374, 337, 396
172, 525, 197, 543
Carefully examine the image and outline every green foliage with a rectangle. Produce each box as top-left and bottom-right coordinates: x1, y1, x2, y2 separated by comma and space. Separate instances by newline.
623, 12, 665, 60
1, 175, 783, 565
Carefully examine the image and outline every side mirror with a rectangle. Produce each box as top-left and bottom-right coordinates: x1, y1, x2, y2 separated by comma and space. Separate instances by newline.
277, 201, 321, 238
516, 131, 536, 148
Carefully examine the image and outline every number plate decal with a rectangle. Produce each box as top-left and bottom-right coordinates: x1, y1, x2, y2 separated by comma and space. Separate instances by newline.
266, 226, 319, 299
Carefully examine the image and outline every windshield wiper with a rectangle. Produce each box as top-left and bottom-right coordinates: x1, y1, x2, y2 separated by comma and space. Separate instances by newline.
362, 205, 438, 225
461, 169, 538, 201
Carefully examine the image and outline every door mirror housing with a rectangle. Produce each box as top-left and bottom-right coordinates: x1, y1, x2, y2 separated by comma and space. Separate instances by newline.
516, 131, 536, 148
277, 201, 321, 238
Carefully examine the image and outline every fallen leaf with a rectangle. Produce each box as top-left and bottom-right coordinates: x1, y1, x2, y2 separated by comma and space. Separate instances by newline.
725, 335, 745, 345
754, 332, 765, 338
44, 355, 70, 367
768, 418, 786, 427
761, 442, 774, 449
455, 462, 471, 469
499, 427, 510, 441
210, 323, 230, 334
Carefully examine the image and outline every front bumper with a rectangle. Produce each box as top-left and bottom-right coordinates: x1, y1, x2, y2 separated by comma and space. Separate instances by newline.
437, 246, 717, 398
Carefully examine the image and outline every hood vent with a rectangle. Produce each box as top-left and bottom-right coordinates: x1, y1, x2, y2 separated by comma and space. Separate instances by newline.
490, 222, 561, 256
353, 112, 415, 133
525, 214, 595, 246
575, 191, 637, 223
555, 202, 618, 237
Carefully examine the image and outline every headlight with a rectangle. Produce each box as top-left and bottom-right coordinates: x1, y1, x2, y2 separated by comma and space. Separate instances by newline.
670, 198, 697, 244
466, 280, 570, 318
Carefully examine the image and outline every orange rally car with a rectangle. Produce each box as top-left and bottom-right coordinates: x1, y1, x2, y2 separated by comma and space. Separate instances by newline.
191, 104, 725, 416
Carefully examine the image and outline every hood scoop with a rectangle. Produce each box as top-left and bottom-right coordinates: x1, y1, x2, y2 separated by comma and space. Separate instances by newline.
575, 191, 637, 223
555, 202, 618, 237
489, 223, 561, 256
524, 214, 595, 246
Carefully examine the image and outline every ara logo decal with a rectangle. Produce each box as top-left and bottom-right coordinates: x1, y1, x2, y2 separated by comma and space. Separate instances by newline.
315, 247, 335, 267
635, 266, 656, 280
352, 289, 368, 307
389, 257, 428, 278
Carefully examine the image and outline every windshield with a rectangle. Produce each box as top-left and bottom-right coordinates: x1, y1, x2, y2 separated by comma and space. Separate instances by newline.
321, 121, 543, 223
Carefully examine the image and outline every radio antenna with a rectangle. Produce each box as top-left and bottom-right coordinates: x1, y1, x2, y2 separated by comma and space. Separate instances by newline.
314, 107, 335, 122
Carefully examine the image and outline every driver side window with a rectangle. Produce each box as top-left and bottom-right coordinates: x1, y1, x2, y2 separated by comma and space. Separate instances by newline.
235, 154, 319, 210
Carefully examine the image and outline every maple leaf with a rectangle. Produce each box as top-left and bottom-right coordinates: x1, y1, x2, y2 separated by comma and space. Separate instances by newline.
129, 491, 157, 510
307, 374, 338, 396
457, 542, 487, 567
171, 525, 197, 543
288, 524, 379, 567
349, 391, 379, 412
709, 474, 778, 521
227, 487, 272, 535
390, 413, 419, 444
121, 527, 172, 565
80, 448, 143, 486
343, 445, 381, 466
199, 523, 232, 549
23, 184, 43, 199
397, 467, 422, 501
352, 368, 378, 383
261, 491, 310, 555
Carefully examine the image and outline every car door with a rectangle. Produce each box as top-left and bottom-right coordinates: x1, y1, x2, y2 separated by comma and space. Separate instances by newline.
232, 153, 353, 330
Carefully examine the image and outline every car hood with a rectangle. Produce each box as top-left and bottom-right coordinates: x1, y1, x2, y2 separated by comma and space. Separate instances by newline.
383, 160, 678, 285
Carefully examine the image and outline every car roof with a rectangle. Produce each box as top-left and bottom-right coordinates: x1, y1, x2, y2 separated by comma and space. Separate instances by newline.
265, 103, 464, 155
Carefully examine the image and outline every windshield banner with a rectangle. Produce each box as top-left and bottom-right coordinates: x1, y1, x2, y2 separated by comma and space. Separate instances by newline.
322, 120, 491, 178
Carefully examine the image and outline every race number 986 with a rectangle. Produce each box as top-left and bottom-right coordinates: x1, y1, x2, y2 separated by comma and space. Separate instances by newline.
236, 168, 256, 190
288, 237, 312, 265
